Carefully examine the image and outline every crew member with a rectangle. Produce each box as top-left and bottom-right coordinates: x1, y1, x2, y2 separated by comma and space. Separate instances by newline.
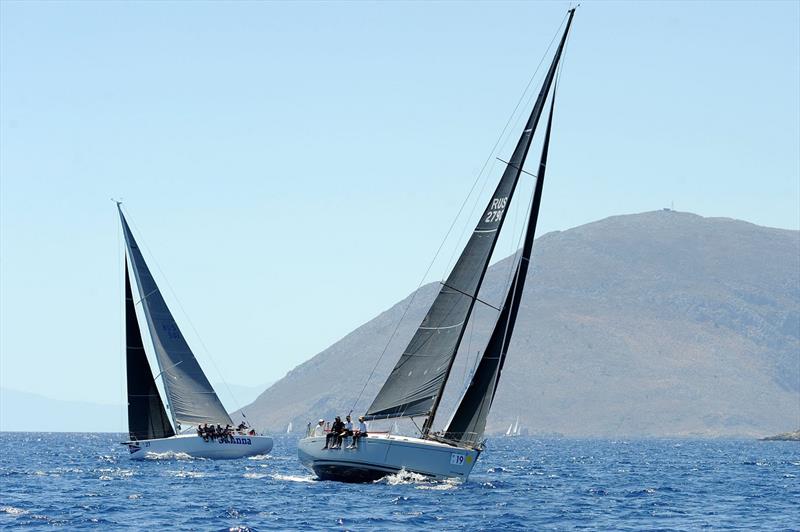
323, 416, 344, 449
349, 416, 368, 449
341, 415, 354, 448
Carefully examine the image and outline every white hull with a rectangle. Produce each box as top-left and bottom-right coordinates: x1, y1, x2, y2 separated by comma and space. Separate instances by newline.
297, 433, 481, 482
125, 433, 273, 460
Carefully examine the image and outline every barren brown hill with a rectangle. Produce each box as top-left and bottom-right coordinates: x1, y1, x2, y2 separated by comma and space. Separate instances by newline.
235, 211, 800, 437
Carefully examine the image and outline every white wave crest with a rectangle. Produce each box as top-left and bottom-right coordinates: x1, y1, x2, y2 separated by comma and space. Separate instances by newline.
144, 451, 197, 461
0, 506, 27, 516
243, 472, 269, 479
378, 468, 429, 485
270, 473, 316, 483
168, 470, 205, 479
375, 468, 463, 490
415, 478, 460, 491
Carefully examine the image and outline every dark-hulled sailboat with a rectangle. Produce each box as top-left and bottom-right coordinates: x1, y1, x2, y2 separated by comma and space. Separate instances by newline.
298, 8, 576, 481
118, 205, 273, 459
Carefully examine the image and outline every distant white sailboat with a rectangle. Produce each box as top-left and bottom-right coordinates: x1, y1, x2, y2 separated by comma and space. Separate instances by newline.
507, 416, 521, 437
297, 8, 576, 482
287, 422, 293, 434
117, 205, 273, 460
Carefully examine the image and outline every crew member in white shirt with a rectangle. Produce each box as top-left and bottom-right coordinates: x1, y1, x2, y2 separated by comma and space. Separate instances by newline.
342, 415, 354, 448
313, 419, 325, 438
349, 416, 368, 449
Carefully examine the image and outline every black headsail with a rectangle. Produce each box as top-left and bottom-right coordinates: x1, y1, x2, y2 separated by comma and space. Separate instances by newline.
125, 259, 175, 440
118, 206, 233, 428
444, 78, 560, 446
364, 9, 576, 435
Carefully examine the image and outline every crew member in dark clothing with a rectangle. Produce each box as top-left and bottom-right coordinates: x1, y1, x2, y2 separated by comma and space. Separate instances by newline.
323, 416, 345, 449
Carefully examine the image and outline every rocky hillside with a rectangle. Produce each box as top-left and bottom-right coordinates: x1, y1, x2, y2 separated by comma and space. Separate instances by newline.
236, 211, 799, 437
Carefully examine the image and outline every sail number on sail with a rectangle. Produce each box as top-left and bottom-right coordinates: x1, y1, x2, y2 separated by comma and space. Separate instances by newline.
484, 197, 508, 223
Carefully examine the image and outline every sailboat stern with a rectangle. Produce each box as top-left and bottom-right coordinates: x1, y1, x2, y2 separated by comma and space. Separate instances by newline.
297, 434, 480, 483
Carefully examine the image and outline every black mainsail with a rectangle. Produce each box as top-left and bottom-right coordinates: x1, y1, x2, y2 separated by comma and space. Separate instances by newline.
444, 83, 558, 445
118, 206, 233, 428
125, 260, 175, 440
364, 9, 575, 436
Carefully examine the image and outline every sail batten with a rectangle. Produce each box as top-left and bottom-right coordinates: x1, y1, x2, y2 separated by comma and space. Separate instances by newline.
119, 207, 233, 428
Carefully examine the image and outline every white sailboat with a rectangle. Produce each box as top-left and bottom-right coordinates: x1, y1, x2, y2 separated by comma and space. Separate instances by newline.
298, 8, 576, 482
287, 422, 293, 434
117, 205, 273, 459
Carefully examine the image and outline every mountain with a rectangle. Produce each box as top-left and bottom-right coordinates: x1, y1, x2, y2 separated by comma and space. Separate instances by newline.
213, 381, 273, 415
236, 211, 800, 438
0, 382, 270, 433
760, 430, 800, 441
0, 388, 125, 432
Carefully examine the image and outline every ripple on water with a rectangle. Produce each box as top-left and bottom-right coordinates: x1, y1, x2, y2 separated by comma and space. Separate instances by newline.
0, 506, 27, 516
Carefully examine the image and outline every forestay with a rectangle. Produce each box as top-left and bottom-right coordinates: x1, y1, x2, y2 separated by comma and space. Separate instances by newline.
119, 207, 233, 428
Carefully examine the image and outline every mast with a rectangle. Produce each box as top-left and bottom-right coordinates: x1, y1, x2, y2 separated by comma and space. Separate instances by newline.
363, 9, 575, 435
443, 51, 564, 445
420, 8, 575, 436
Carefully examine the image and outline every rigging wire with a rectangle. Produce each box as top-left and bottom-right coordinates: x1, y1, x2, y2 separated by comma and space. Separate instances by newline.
349, 12, 571, 416
115, 200, 125, 436
441, 13, 568, 279
120, 205, 250, 424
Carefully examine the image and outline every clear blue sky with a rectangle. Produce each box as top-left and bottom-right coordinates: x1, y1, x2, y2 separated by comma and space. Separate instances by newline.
1, 1, 798, 408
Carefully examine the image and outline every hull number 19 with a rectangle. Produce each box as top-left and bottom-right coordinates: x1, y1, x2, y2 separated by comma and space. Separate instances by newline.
450, 453, 466, 466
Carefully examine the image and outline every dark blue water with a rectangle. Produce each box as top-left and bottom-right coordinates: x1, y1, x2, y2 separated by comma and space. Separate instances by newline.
0, 433, 797, 530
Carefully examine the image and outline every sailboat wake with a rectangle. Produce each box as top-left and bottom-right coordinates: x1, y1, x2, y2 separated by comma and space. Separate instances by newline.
143, 451, 198, 461
376, 468, 462, 490
269, 473, 317, 483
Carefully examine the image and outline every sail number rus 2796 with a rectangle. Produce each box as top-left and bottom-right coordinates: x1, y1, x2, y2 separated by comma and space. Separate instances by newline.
484, 197, 508, 223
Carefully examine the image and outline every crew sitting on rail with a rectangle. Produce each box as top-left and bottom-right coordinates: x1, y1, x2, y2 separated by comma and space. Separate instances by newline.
313, 419, 325, 437
237, 421, 247, 432
341, 415, 354, 447
348, 416, 369, 449
323, 416, 345, 449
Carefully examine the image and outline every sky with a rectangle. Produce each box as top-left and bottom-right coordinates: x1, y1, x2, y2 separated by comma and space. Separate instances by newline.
1, 1, 798, 410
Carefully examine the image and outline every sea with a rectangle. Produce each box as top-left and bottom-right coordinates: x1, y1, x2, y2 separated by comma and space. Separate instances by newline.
0, 433, 797, 530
